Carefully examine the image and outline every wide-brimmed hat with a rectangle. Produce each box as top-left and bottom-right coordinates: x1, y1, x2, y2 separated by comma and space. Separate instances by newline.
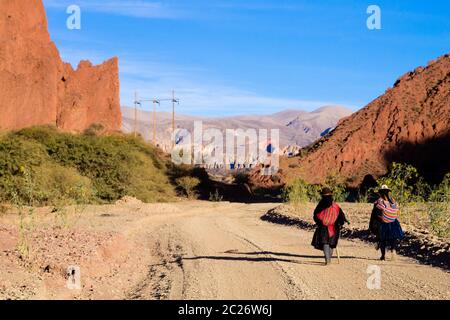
379, 185, 391, 192
320, 187, 333, 196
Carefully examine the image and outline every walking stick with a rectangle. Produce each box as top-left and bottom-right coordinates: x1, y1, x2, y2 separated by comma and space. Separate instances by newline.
336, 246, 341, 264
336, 220, 349, 264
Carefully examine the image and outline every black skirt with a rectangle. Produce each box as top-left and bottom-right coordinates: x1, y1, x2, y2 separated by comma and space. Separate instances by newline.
379, 220, 404, 242
311, 224, 341, 250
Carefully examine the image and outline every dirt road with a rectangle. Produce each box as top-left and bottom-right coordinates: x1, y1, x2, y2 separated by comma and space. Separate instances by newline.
1, 201, 449, 300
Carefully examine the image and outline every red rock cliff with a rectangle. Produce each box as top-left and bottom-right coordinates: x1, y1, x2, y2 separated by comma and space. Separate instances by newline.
283, 54, 450, 186
0, 0, 121, 132
249, 54, 450, 188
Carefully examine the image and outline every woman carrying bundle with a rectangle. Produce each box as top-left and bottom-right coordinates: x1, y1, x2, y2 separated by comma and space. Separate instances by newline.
311, 188, 349, 265
369, 185, 404, 261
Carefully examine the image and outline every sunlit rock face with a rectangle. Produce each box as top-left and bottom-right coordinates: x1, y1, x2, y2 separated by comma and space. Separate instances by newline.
0, 0, 122, 132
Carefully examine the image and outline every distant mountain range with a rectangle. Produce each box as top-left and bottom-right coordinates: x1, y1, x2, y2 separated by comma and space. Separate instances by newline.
121, 105, 353, 152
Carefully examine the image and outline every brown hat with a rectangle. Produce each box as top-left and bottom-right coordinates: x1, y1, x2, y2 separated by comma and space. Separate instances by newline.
320, 187, 333, 196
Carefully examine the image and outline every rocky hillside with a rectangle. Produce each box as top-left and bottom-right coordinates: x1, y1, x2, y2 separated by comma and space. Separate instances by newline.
0, 0, 121, 132
286, 106, 352, 137
278, 54, 450, 187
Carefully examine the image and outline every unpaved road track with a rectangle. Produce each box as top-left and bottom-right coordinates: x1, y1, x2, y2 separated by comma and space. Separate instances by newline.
1, 202, 449, 300
126, 202, 450, 300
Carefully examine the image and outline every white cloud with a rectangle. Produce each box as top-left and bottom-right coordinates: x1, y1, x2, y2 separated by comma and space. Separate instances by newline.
43, 0, 304, 21
213, 1, 303, 11
118, 58, 339, 116
56, 48, 352, 116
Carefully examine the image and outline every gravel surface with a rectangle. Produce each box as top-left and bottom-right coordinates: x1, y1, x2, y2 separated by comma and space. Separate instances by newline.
0, 201, 449, 300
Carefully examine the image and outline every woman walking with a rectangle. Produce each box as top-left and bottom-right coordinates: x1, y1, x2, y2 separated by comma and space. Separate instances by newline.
369, 185, 404, 261
311, 188, 349, 265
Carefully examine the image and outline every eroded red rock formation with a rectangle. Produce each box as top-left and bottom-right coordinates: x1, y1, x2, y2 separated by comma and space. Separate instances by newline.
293, 54, 450, 186
0, 0, 121, 132
251, 54, 450, 188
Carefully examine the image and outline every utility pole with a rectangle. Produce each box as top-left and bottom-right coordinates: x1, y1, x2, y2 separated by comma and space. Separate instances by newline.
134, 91, 138, 137
136, 92, 179, 148
172, 90, 175, 141
152, 99, 160, 145
171, 90, 180, 148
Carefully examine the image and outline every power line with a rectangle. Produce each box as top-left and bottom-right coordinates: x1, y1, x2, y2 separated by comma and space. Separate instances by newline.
133, 91, 141, 137
134, 90, 180, 147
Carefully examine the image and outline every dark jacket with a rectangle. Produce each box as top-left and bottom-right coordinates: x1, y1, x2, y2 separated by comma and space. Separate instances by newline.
369, 205, 382, 236
311, 198, 347, 250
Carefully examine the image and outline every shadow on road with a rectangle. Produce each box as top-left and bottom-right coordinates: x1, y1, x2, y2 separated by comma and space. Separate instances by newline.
224, 250, 367, 260
151, 250, 379, 269
181, 255, 324, 266
225, 250, 382, 263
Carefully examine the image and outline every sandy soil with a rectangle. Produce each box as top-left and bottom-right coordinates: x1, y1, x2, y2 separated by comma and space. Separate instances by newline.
0, 201, 449, 300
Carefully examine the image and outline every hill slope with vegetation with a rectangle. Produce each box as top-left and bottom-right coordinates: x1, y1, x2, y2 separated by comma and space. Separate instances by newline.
0, 126, 196, 206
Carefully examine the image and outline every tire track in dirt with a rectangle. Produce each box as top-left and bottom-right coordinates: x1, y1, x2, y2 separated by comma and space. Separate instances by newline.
126, 224, 186, 300
169, 205, 296, 299
219, 225, 308, 300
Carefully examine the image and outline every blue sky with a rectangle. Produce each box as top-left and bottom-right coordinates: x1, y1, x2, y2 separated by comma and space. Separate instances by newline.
43, 0, 450, 116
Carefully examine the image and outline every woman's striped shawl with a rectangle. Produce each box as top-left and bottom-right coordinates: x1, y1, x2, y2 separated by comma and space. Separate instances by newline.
317, 203, 341, 238
376, 198, 400, 223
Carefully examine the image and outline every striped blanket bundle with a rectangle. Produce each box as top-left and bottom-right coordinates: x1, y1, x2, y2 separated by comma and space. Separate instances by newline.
376, 198, 400, 223
317, 203, 341, 237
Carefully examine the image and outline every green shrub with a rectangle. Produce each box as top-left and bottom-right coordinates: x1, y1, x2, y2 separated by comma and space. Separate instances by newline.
356, 191, 369, 204
83, 123, 105, 136
283, 179, 321, 205
324, 173, 348, 202
428, 174, 450, 237
209, 189, 223, 202
20, 127, 177, 202
430, 173, 450, 203
283, 174, 347, 205
176, 176, 200, 199
0, 126, 189, 205
38, 164, 94, 204
10, 174, 36, 259
427, 201, 450, 238
0, 136, 54, 205
373, 162, 432, 204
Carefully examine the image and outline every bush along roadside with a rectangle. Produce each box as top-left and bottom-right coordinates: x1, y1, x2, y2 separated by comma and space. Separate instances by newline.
0, 126, 201, 206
